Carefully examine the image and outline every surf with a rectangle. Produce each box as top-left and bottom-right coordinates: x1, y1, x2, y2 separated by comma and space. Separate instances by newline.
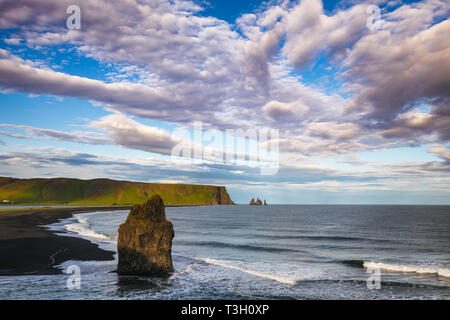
344, 260, 450, 279
198, 258, 299, 285
65, 216, 113, 240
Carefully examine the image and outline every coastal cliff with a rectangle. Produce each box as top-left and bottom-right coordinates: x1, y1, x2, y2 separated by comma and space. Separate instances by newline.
117, 195, 174, 276
0, 177, 235, 206
215, 186, 234, 205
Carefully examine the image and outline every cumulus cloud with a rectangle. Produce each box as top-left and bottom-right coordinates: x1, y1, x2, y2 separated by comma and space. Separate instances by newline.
283, 0, 368, 68
305, 121, 361, 141
237, 4, 288, 90
378, 109, 450, 142
0, 0, 251, 122
0, 0, 449, 162
0, 57, 180, 112
262, 100, 308, 121
91, 112, 182, 155
0, 1, 353, 129
343, 1, 450, 134
280, 0, 450, 146
0, 114, 184, 157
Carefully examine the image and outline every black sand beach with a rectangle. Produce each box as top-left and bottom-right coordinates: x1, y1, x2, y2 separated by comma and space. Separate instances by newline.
0, 206, 130, 276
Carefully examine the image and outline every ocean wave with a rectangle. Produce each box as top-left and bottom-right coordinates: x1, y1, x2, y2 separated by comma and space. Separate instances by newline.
250, 234, 380, 242
198, 258, 298, 285
294, 278, 449, 289
344, 260, 450, 279
176, 240, 298, 253
342, 260, 366, 267
65, 216, 114, 240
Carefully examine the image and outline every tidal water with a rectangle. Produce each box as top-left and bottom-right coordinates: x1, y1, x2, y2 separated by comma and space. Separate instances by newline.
0, 205, 449, 299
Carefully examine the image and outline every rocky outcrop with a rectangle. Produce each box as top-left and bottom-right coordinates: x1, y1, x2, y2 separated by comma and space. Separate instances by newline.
117, 195, 174, 276
249, 197, 263, 205
264, 200, 267, 205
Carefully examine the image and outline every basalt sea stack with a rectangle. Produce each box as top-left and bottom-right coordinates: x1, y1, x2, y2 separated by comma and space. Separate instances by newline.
117, 195, 174, 276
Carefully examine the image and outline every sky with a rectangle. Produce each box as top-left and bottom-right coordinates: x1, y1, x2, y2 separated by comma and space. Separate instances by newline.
0, 0, 449, 204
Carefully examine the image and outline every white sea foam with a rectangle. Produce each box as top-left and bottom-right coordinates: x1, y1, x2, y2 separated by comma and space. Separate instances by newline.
199, 258, 298, 285
65, 216, 112, 240
363, 261, 450, 279
77, 217, 89, 224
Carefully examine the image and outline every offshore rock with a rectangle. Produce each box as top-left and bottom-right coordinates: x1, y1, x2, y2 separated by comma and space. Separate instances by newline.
117, 195, 174, 276
249, 197, 263, 205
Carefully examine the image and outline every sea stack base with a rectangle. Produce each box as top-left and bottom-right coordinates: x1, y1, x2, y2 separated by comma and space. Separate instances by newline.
117, 195, 174, 276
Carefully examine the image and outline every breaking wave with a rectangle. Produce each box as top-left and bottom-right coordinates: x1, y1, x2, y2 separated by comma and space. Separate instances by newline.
198, 257, 299, 285
344, 260, 450, 279
65, 216, 114, 240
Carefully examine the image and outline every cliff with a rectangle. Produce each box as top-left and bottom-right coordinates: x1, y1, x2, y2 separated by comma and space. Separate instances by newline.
215, 186, 234, 205
0, 177, 235, 206
117, 195, 174, 276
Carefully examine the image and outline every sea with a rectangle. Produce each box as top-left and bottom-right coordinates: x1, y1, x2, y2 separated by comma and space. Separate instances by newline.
0, 205, 449, 299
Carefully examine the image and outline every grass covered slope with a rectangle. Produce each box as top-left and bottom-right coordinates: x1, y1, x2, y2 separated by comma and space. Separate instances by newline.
0, 177, 235, 206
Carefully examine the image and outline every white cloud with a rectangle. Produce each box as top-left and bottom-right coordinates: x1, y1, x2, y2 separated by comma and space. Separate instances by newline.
428, 144, 450, 161
283, 0, 367, 68
0, 0, 449, 177
262, 100, 308, 121
91, 112, 181, 155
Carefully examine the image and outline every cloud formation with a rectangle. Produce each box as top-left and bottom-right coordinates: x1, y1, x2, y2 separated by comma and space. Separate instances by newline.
283, 0, 368, 68
0, 123, 108, 144
0, 0, 449, 202
0, 0, 447, 149
91, 113, 181, 155
344, 3, 450, 133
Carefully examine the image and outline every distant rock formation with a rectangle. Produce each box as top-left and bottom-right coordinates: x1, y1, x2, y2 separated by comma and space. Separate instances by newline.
117, 195, 174, 276
249, 197, 263, 205
264, 199, 267, 205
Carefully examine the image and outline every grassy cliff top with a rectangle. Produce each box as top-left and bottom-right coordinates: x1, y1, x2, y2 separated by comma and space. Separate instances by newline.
0, 177, 234, 206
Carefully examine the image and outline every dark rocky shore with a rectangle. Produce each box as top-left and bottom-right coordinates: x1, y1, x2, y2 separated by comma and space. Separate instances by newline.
0, 206, 130, 276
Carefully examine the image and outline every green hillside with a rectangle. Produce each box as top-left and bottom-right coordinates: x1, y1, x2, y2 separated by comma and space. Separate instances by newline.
0, 177, 235, 206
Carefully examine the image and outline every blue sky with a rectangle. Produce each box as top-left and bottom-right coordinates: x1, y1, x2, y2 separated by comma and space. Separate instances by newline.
0, 0, 449, 204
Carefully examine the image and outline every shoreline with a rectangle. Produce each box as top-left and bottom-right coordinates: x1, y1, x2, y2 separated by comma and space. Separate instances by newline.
0, 206, 131, 276
0, 203, 233, 211
0, 204, 227, 276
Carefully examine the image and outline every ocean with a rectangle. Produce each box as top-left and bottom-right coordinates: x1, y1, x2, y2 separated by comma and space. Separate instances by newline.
0, 205, 449, 299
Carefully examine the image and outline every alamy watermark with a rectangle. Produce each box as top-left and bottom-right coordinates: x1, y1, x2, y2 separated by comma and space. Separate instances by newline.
171, 121, 279, 175
366, 265, 381, 290
366, 5, 382, 30
66, 264, 81, 289
66, 4, 81, 30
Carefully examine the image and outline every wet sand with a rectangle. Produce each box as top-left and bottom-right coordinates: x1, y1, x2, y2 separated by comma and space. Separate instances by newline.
0, 206, 130, 276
